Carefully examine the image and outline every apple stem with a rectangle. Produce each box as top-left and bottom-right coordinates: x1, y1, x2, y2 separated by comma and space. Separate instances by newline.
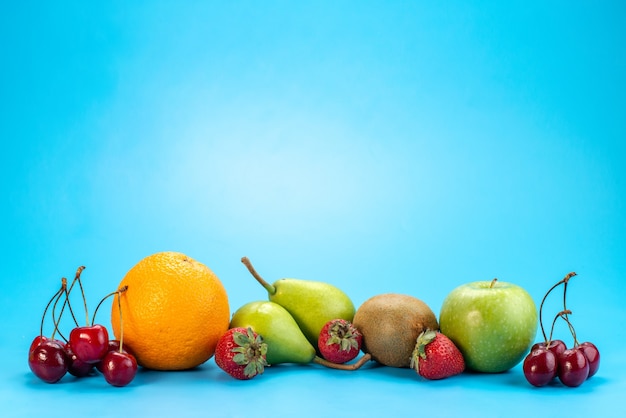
312, 353, 372, 371
241, 257, 276, 295
490, 278, 498, 288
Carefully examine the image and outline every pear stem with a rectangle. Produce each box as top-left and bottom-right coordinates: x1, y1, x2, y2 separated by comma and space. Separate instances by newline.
312, 353, 372, 371
241, 257, 276, 295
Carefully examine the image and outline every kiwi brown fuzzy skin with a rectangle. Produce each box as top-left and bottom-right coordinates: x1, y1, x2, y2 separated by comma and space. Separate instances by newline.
352, 293, 439, 368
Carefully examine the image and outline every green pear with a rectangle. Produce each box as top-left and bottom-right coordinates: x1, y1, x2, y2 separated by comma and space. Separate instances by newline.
241, 257, 356, 347
229, 300, 372, 370
229, 300, 316, 365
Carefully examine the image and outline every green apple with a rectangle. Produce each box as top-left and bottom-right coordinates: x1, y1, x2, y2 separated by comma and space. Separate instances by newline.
439, 279, 537, 373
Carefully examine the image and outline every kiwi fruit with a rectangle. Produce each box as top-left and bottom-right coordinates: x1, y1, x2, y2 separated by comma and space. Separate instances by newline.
352, 293, 438, 368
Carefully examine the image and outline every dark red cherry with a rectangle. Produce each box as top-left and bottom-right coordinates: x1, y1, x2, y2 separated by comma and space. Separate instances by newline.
29, 336, 48, 354
531, 339, 566, 375
65, 342, 95, 377
28, 339, 69, 383
558, 348, 589, 387
69, 324, 109, 363
578, 342, 600, 378
101, 351, 138, 387
532, 339, 566, 359
95, 340, 134, 373
523, 348, 557, 387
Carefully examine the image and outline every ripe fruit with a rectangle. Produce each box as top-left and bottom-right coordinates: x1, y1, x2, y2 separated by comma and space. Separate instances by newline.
318, 319, 362, 364
531, 339, 566, 361
523, 347, 557, 387
28, 339, 69, 383
439, 278, 537, 373
230, 301, 316, 365
95, 340, 134, 373
524, 272, 600, 388
111, 252, 230, 370
65, 342, 95, 377
578, 342, 600, 378
230, 301, 371, 370
214, 327, 268, 380
98, 285, 137, 387
410, 330, 465, 380
28, 267, 138, 387
352, 293, 438, 368
558, 348, 589, 387
241, 257, 355, 348
100, 351, 138, 387
523, 338, 565, 386
523, 307, 569, 386
28, 278, 69, 383
69, 324, 109, 364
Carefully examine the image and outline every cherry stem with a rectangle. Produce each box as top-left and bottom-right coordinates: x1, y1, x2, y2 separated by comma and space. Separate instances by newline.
539, 271, 577, 343
74, 266, 90, 326
548, 309, 572, 344
55, 267, 84, 329
241, 257, 276, 295
312, 353, 372, 371
40, 278, 67, 339
91, 286, 128, 326
561, 273, 575, 327
559, 310, 579, 347
117, 287, 125, 353
51, 284, 71, 342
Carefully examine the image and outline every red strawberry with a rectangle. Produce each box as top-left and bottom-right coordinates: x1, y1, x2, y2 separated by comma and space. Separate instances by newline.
214, 327, 268, 380
318, 319, 362, 364
410, 329, 465, 380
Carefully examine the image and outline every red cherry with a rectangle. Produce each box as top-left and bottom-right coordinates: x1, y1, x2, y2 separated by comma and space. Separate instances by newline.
558, 347, 589, 387
532, 339, 566, 358
65, 342, 95, 377
578, 342, 600, 378
95, 340, 134, 373
69, 324, 109, 364
101, 351, 138, 387
28, 339, 69, 383
29, 336, 48, 354
523, 347, 557, 387
531, 339, 566, 375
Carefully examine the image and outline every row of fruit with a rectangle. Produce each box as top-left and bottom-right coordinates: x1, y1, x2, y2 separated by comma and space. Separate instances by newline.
27, 251, 599, 388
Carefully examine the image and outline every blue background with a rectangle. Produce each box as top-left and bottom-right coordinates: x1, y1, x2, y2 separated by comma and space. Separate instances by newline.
1, 1, 624, 417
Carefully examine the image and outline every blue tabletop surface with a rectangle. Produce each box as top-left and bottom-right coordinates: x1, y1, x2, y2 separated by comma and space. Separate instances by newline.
2, 1, 624, 417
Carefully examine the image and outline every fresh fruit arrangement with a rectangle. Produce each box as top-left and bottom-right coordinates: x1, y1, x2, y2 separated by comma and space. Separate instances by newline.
27, 252, 600, 389
241, 257, 355, 347
523, 272, 600, 388
28, 267, 137, 387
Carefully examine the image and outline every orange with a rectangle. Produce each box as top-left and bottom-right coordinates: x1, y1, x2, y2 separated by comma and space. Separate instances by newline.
110, 251, 230, 370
